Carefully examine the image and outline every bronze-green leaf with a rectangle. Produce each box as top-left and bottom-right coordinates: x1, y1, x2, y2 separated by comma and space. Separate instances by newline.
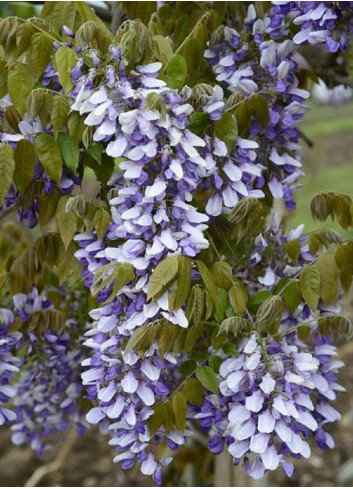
228, 284, 247, 315
31, 32, 53, 80
196, 260, 220, 310
172, 256, 192, 310
54, 46, 78, 93
56, 195, 79, 249
35, 133, 63, 183
157, 321, 177, 357
94, 207, 111, 239
214, 112, 238, 155
182, 378, 203, 406
8, 63, 33, 116
0, 144, 15, 204
256, 295, 283, 335
335, 242, 353, 275
316, 253, 340, 306
14, 139, 35, 194
51, 94, 70, 135
300, 265, 321, 311
283, 280, 302, 314
147, 255, 179, 301
172, 392, 187, 432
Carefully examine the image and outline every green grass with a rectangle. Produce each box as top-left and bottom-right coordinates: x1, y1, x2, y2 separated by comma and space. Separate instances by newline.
288, 101, 353, 238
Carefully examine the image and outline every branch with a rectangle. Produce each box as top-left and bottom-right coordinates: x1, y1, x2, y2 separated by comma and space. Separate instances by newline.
24, 426, 77, 487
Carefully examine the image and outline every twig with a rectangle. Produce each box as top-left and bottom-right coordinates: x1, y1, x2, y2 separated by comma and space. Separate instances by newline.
299, 129, 314, 148
24, 426, 77, 487
111, 3, 123, 35
0, 205, 16, 222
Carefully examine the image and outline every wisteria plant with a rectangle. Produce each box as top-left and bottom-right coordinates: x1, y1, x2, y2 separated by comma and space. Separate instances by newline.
0, 1, 353, 485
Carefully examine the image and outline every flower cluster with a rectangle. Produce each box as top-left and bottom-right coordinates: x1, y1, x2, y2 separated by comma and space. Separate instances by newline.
205, 25, 308, 210
0, 287, 87, 455
271, 2, 353, 52
0, 309, 21, 427
201, 332, 343, 479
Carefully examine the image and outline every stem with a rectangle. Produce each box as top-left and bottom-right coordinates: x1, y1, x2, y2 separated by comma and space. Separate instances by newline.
24, 425, 77, 487
0, 205, 16, 222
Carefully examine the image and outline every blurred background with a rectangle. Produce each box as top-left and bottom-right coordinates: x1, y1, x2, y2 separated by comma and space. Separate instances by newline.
1, 1, 353, 487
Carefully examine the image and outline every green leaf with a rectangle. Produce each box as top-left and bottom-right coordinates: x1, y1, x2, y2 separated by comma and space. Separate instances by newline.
182, 378, 203, 406
300, 265, 321, 311
223, 342, 238, 355
0, 145, 15, 203
196, 260, 220, 310
195, 365, 219, 394
125, 321, 161, 355
94, 208, 111, 239
57, 133, 79, 172
214, 112, 238, 155
152, 34, 173, 65
185, 317, 205, 352
14, 139, 35, 194
76, 21, 111, 52
186, 286, 205, 324
8, 63, 33, 116
26, 89, 53, 126
56, 196, 79, 249
215, 288, 228, 322
171, 256, 192, 310
119, 1, 157, 24
209, 355, 223, 373
298, 323, 311, 341
256, 295, 284, 335
148, 400, 174, 435
210, 261, 233, 290
172, 392, 187, 432
228, 284, 247, 315
0, 58, 8, 98
250, 94, 269, 126
218, 316, 248, 336
86, 142, 102, 164
247, 290, 273, 314
39, 188, 60, 228
92, 261, 135, 303
147, 255, 179, 301
283, 239, 301, 262
310, 192, 352, 229
68, 112, 85, 145
31, 32, 53, 80
283, 280, 302, 314
164, 54, 187, 89
157, 321, 177, 357
35, 133, 63, 183
54, 46, 78, 93
173, 10, 217, 71
74, 1, 112, 32
316, 253, 340, 306
156, 4, 175, 35
319, 314, 352, 338
334, 193, 352, 230
236, 100, 252, 137
51, 95, 70, 135
335, 242, 353, 275
308, 229, 342, 255
188, 111, 209, 135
